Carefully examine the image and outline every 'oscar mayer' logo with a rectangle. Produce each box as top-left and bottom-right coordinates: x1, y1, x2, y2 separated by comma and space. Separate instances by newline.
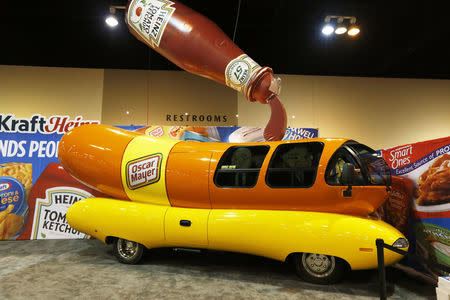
126, 153, 162, 189
388, 145, 413, 169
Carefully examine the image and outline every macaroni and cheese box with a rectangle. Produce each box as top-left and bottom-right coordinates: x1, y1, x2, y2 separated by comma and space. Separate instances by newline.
0, 163, 32, 240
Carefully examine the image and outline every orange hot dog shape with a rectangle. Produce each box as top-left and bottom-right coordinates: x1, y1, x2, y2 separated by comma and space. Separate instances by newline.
59, 124, 392, 216
125, 0, 287, 141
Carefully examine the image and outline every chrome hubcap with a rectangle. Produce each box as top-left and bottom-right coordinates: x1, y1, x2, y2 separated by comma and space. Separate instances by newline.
117, 239, 138, 259
302, 253, 335, 277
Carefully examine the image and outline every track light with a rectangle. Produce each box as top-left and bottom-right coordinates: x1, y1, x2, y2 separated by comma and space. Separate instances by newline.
335, 25, 347, 34
334, 17, 346, 34
347, 26, 360, 36
322, 24, 335, 35
106, 16, 119, 27
106, 6, 126, 28
322, 15, 360, 37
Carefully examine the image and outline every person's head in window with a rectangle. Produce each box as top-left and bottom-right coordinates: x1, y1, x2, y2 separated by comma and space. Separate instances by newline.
281, 146, 313, 168
231, 147, 252, 169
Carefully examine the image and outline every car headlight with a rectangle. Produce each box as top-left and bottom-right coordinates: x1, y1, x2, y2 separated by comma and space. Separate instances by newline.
392, 238, 409, 248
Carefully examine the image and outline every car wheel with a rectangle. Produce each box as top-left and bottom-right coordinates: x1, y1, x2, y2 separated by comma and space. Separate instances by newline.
113, 238, 144, 264
294, 253, 346, 284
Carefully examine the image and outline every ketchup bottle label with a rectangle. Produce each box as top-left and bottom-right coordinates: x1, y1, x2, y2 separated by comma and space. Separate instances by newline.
127, 0, 176, 47
30, 187, 92, 239
225, 54, 262, 93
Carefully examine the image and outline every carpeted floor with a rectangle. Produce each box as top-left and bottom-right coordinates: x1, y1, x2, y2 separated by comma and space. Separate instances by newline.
0, 239, 436, 299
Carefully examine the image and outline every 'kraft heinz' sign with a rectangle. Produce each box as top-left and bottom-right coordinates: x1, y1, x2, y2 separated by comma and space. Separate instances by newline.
126, 153, 162, 189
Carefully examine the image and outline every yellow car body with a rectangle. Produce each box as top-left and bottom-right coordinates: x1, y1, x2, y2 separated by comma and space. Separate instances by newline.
67, 197, 406, 270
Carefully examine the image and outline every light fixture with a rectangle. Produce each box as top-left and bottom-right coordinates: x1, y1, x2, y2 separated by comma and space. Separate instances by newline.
322, 24, 334, 35
347, 16, 360, 36
334, 18, 347, 35
347, 26, 360, 36
106, 6, 126, 28
106, 16, 118, 27
322, 15, 360, 37
335, 25, 347, 34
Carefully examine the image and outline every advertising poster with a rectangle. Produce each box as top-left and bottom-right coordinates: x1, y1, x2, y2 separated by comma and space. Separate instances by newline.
0, 114, 102, 240
126, 125, 318, 142
0, 114, 318, 240
380, 136, 450, 276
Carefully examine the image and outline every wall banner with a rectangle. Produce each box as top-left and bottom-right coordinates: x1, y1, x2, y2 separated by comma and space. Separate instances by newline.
0, 114, 101, 240
380, 136, 450, 277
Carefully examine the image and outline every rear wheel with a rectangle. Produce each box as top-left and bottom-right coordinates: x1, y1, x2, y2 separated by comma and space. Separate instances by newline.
113, 238, 144, 264
294, 253, 346, 284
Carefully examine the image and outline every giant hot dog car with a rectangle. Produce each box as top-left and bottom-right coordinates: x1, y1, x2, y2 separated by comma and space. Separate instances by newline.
59, 124, 408, 284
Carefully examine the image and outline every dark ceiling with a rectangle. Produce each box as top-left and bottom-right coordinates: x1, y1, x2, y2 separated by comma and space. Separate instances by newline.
1, 0, 449, 79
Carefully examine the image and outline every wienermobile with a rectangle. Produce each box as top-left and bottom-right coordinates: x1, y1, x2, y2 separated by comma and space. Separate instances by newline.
60, 124, 408, 284
61, 0, 408, 285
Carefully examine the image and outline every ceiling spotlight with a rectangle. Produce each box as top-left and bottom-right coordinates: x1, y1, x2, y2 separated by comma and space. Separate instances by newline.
106, 16, 119, 27
335, 26, 347, 35
322, 24, 335, 35
106, 6, 126, 28
347, 25, 360, 36
335, 19, 347, 35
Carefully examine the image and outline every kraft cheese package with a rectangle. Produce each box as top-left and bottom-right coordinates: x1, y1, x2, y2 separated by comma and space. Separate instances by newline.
380, 136, 450, 276
0, 163, 32, 240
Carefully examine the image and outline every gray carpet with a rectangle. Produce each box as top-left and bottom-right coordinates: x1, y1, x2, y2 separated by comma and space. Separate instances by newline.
0, 239, 436, 299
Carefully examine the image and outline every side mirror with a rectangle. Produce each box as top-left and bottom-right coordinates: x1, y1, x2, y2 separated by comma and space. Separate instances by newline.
341, 163, 355, 185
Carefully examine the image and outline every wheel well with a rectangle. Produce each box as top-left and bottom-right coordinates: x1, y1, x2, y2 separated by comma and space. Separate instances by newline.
105, 236, 117, 244
285, 252, 299, 265
285, 252, 352, 271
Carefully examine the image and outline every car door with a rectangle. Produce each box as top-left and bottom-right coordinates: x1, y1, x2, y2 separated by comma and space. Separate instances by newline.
164, 206, 210, 247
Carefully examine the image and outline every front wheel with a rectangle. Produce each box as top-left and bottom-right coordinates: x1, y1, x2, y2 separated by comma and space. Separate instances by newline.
113, 238, 144, 264
293, 253, 346, 284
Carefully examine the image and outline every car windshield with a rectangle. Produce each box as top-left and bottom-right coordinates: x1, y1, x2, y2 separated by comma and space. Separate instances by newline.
347, 143, 391, 186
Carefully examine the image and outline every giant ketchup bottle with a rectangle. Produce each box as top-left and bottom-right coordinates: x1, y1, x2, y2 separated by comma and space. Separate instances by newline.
125, 0, 287, 141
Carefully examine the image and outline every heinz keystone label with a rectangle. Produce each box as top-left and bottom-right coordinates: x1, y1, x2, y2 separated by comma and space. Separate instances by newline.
126, 153, 162, 189
127, 0, 176, 48
225, 55, 262, 93
31, 187, 92, 239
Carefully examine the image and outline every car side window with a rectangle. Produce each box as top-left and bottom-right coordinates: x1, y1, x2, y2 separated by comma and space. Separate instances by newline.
325, 148, 365, 186
214, 146, 270, 188
266, 142, 324, 188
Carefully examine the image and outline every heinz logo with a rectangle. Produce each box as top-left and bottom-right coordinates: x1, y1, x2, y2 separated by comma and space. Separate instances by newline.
126, 153, 162, 189
0, 183, 11, 191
